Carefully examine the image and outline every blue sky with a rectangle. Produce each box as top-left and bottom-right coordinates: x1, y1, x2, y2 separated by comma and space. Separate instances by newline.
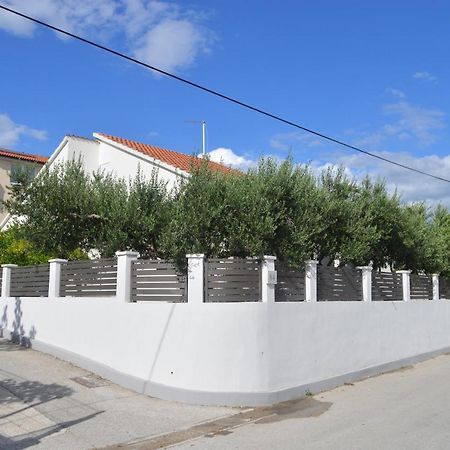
0, 1, 449, 204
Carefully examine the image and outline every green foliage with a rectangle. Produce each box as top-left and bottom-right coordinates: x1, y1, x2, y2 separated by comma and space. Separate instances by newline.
67, 247, 89, 261
3, 158, 449, 274
0, 227, 54, 266
4, 161, 170, 259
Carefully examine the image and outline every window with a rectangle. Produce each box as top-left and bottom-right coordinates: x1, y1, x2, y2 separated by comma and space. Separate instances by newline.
10, 164, 36, 186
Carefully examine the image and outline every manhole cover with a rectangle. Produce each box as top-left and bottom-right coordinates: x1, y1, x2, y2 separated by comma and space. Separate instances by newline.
70, 375, 109, 388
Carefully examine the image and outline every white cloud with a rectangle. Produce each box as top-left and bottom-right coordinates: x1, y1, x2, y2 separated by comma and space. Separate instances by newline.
0, 1, 118, 37
134, 19, 208, 73
0, 1, 212, 73
270, 131, 323, 152
311, 150, 450, 207
0, 113, 47, 148
386, 88, 406, 99
206, 147, 256, 170
413, 71, 437, 82
352, 99, 445, 149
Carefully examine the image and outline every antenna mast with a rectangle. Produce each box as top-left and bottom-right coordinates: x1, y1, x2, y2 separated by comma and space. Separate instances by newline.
201, 120, 206, 156
185, 119, 207, 156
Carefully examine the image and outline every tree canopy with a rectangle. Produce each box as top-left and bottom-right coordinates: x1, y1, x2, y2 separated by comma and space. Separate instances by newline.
3, 158, 449, 274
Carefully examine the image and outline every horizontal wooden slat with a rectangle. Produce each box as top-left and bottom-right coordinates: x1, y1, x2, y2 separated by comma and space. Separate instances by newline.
61, 258, 117, 297
62, 268, 117, 275
131, 289, 184, 295
132, 274, 184, 281
206, 258, 259, 302
130, 259, 185, 302
63, 292, 116, 297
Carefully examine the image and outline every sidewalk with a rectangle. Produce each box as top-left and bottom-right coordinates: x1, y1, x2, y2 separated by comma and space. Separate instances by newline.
0, 338, 237, 449
3, 337, 450, 450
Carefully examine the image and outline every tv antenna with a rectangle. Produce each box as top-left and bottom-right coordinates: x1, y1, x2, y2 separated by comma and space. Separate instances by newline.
185, 119, 207, 155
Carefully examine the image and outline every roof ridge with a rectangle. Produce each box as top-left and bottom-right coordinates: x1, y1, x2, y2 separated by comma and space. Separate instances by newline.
96, 133, 235, 175
0, 147, 48, 163
97, 133, 197, 158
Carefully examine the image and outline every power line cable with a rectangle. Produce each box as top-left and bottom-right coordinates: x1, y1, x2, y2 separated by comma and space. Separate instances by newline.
1, 3, 449, 184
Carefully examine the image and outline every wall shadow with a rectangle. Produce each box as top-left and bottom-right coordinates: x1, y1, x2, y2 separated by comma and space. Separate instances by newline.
0, 411, 102, 450
0, 299, 38, 348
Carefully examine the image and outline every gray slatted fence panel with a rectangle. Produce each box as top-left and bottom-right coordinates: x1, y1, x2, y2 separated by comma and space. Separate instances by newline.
10, 264, 49, 297
410, 274, 432, 300
206, 258, 260, 302
275, 261, 305, 302
61, 258, 117, 297
131, 260, 186, 302
317, 265, 361, 301
372, 271, 403, 301
440, 277, 450, 300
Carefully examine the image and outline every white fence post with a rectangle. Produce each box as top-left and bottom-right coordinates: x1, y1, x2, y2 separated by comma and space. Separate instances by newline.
187, 254, 205, 304
357, 266, 372, 302
1, 264, 17, 298
261, 255, 277, 303
48, 259, 67, 297
116, 251, 139, 303
305, 260, 318, 302
432, 274, 440, 301
398, 270, 411, 301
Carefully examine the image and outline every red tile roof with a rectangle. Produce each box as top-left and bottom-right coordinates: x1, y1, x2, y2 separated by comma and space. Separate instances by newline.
0, 148, 48, 164
97, 133, 235, 175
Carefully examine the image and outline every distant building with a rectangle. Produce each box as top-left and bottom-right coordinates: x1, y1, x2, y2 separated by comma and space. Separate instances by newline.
0, 132, 232, 228
46, 133, 233, 191
0, 148, 48, 223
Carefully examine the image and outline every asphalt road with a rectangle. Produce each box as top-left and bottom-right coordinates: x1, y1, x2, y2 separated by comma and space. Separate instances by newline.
169, 355, 450, 450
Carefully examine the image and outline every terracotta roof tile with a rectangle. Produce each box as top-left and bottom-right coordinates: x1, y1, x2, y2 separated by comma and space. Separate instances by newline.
0, 148, 48, 164
98, 133, 235, 175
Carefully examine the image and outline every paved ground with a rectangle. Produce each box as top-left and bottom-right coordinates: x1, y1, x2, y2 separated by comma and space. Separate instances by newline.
168, 356, 450, 450
0, 339, 237, 449
2, 338, 450, 450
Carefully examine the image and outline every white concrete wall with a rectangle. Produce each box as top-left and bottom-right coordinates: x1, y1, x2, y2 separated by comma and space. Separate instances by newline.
2, 297, 450, 406
96, 141, 182, 190
51, 137, 100, 173
50, 137, 183, 190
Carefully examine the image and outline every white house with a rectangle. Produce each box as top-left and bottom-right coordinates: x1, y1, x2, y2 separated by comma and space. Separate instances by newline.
47, 132, 232, 189
0, 132, 233, 229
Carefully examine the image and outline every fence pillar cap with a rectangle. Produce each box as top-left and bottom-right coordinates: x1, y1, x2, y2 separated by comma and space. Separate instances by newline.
186, 254, 205, 258
48, 259, 68, 263
115, 251, 140, 257
432, 273, 440, 277
397, 270, 412, 274
1, 264, 17, 268
357, 266, 373, 271
263, 255, 276, 261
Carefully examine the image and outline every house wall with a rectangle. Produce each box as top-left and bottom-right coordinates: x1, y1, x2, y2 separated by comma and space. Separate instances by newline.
0, 134, 187, 230
96, 141, 183, 190
0, 157, 45, 223
51, 137, 100, 173
51, 137, 184, 190
2, 297, 450, 406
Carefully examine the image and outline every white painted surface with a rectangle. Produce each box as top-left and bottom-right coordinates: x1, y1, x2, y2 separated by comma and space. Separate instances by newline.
2, 297, 450, 405
398, 270, 411, 301
116, 251, 139, 303
433, 274, 440, 301
1, 265, 16, 298
357, 266, 372, 302
305, 260, 318, 302
187, 254, 204, 304
261, 256, 276, 303
95, 139, 184, 190
51, 137, 100, 174
48, 259, 67, 297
